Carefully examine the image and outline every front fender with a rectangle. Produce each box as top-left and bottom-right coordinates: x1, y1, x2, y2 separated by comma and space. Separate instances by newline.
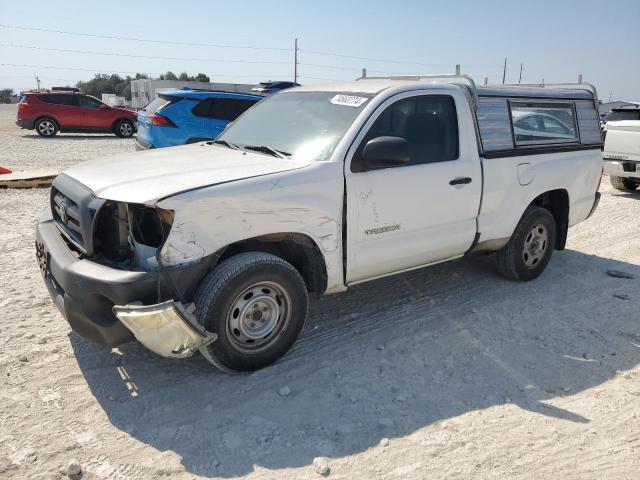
157, 163, 346, 293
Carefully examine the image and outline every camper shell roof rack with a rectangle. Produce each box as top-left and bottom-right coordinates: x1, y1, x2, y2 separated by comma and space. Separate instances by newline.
356, 75, 599, 107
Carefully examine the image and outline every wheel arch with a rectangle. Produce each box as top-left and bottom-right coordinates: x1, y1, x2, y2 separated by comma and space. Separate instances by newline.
111, 117, 134, 132
216, 233, 328, 295
529, 189, 569, 250
34, 115, 60, 128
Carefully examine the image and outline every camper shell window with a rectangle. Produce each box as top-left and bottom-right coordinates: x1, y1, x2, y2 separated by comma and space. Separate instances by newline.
475, 86, 602, 155
509, 101, 578, 146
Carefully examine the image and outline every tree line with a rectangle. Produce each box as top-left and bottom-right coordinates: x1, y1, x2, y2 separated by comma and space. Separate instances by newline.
75, 72, 211, 100
1, 88, 14, 103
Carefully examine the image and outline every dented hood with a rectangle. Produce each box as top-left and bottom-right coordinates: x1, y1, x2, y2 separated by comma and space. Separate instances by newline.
62, 143, 312, 204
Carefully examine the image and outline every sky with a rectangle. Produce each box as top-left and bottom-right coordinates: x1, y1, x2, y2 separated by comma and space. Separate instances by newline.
1, 0, 639, 101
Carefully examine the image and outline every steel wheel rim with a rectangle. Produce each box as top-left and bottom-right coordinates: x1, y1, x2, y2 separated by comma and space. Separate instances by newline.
38, 121, 54, 136
226, 281, 291, 353
120, 122, 132, 136
523, 223, 548, 268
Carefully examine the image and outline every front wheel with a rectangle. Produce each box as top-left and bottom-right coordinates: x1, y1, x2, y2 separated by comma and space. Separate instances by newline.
610, 176, 639, 192
195, 252, 308, 373
114, 119, 134, 138
494, 206, 557, 281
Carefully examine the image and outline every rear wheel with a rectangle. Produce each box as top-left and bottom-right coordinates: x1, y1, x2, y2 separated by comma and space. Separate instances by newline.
195, 252, 308, 373
35, 117, 58, 137
610, 176, 639, 191
494, 206, 557, 281
114, 119, 134, 138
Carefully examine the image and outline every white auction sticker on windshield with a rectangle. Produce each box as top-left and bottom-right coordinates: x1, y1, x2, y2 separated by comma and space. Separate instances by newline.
330, 95, 368, 107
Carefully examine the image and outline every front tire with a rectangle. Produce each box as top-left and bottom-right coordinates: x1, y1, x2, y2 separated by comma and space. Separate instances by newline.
114, 119, 134, 138
494, 206, 557, 281
195, 252, 308, 373
35, 117, 58, 137
610, 176, 639, 191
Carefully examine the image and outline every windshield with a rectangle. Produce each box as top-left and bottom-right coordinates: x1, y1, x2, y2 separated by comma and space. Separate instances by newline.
218, 91, 372, 162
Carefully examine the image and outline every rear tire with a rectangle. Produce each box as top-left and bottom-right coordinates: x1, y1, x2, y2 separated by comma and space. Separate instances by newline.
114, 119, 134, 138
494, 206, 556, 281
35, 117, 58, 137
195, 252, 308, 373
610, 176, 639, 191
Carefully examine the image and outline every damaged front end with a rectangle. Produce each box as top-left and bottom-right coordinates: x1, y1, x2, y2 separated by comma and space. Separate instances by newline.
99, 204, 217, 357
40, 174, 217, 356
113, 301, 216, 358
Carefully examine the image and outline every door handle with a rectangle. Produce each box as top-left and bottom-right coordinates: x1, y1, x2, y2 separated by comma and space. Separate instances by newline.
449, 177, 472, 185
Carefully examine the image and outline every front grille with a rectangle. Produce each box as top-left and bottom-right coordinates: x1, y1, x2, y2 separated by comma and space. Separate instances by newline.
52, 188, 84, 249
49, 176, 105, 256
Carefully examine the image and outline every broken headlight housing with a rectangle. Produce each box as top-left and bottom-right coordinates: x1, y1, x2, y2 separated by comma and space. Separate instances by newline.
129, 204, 175, 248
93, 202, 174, 265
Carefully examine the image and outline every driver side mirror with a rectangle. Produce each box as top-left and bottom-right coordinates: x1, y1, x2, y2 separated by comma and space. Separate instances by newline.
361, 136, 410, 170
99, 104, 110, 110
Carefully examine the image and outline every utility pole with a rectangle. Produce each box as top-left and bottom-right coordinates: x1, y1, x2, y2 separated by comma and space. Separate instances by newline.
361, 68, 367, 78
518, 63, 523, 84
577, 73, 582, 84
455, 64, 460, 75
502, 58, 507, 84
35, 76, 40, 91
294, 38, 298, 84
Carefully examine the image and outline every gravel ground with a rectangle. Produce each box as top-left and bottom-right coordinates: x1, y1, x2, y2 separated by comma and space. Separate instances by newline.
0, 104, 135, 171
1, 103, 639, 479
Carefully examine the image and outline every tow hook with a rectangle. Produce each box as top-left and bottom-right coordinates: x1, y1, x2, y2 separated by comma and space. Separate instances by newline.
113, 301, 216, 358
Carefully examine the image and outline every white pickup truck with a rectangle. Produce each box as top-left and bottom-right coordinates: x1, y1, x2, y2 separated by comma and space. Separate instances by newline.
36, 75, 603, 373
603, 104, 640, 191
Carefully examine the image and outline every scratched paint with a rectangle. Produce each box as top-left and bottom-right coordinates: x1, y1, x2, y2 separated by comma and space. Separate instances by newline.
157, 162, 346, 291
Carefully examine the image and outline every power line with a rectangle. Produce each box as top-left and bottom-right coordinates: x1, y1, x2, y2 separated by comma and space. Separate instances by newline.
0, 24, 292, 51
300, 48, 504, 69
1, 23, 506, 71
1, 43, 291, 65
0, 63, 293, 78
1, 44, 397, 75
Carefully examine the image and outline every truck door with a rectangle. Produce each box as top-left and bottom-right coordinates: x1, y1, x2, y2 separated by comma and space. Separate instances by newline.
344, 89, 482, 283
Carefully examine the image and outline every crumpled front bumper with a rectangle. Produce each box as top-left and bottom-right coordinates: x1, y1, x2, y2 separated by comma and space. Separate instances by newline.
37, 214, 216, 357
113, 301, 216, 358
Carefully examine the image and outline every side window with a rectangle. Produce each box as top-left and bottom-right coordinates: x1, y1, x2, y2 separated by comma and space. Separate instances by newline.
191, 99, 211, 118
510, 101, 578, 145
354, 95, 459, 171
41, 95, 76, 106
210, 98, 258, 121
227, 99, 258, 119
77, 96, 102, 108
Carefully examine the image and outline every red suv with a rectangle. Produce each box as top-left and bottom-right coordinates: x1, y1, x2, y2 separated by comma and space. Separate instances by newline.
16, 91, 137, 138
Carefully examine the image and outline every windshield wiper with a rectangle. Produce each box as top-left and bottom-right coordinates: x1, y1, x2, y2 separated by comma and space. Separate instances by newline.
210, 139, 240, 150
242, 145, 291, 159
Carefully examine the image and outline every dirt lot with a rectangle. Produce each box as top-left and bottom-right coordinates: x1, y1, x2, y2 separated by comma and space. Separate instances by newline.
0, 103, 639, 480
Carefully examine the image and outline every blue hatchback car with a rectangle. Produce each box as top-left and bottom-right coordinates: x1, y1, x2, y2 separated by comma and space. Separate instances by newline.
135, 89, 262, 149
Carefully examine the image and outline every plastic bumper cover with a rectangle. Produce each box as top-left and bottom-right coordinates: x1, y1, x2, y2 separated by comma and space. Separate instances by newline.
135, 137, 155, 151
36, 216, 159, 347
603, 159, 640, 179
16, 119, 34, 129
